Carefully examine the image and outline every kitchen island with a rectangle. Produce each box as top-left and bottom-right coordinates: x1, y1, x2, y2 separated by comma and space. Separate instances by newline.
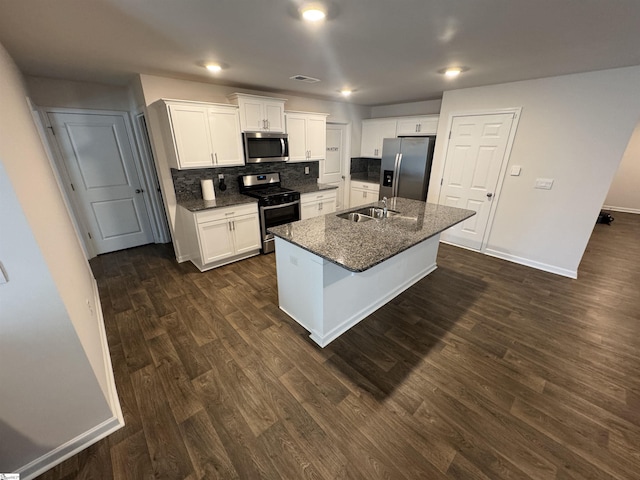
269, 197, 475, 347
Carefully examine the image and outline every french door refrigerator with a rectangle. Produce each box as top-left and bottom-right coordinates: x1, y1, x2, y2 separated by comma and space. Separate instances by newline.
379, 136, 436, 201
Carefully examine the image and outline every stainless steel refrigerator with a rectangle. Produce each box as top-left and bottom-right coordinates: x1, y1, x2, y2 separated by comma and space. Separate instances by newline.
379, 136, 436, 201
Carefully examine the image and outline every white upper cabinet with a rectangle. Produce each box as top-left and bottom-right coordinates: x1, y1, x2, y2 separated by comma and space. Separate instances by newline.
155, 100, 244, 169
360, 118, 397, 158
285, 111, 328, 162
395, 115, 439, 136
228, 93, 286, 132
166, 103, 213, 168
208, 105, 244, 166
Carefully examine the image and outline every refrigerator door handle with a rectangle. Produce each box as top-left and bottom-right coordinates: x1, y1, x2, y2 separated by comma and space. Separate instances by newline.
392, 153, 400, 196
394, 153, 403, 197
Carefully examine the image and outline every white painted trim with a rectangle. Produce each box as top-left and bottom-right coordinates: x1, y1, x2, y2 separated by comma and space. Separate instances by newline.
484, 247, 578, 279
17, 415, 124, 480
601, 205, 640, 215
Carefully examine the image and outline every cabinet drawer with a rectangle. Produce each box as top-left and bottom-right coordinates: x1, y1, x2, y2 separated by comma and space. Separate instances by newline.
194, 203, 257, 224
350, 181, 380, 192
301, 190, 337, 204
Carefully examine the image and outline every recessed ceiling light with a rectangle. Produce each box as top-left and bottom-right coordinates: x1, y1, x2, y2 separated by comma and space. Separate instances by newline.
300, 3, 327, 21
438, 66, 469, 78
205, 64, 222, 73
340, 89, 352, 97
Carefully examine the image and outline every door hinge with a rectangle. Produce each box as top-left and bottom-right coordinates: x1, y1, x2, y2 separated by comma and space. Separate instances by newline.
87, 232, 92, 239
47, 126, 55, 136
70, 183, 75, 191
440, 178, 443, 186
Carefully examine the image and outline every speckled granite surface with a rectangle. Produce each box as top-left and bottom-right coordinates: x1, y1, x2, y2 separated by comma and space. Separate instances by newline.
178, 194, 257, 212
292, 183, 339, 194
269, 198, 475, 272
350, 172, 380, 184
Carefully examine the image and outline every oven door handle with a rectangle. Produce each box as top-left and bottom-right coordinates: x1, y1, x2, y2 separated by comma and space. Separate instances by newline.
260, 200, 301, 211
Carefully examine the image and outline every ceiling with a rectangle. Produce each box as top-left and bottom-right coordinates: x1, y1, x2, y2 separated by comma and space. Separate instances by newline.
1, 0, 640, 106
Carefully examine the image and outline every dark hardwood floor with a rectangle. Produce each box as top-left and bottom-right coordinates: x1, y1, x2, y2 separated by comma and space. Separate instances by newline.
37, 213, 640, 480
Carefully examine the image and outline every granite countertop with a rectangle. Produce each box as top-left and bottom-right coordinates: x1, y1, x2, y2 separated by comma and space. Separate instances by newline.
288, 182, 338, 194
177, 194, 258, 212
269, 197, 475, 272
350, 172, 380, 184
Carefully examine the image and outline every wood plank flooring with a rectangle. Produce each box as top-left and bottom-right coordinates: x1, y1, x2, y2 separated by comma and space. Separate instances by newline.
37, 212, 640, 480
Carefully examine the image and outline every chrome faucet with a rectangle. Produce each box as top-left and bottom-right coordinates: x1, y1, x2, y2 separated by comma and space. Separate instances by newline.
382, 197, 388, 218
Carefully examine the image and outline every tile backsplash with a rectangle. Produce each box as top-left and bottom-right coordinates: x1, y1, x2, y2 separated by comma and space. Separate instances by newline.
172, 162, 319, 200
350, 157, 381, 177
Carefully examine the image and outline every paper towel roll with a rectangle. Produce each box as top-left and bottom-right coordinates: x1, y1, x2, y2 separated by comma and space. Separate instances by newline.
201, 179, 215, 201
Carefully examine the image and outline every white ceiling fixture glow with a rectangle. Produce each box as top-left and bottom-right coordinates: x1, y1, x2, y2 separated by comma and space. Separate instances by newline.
439, 66, 469, 78
300, 3, 327, 22
205, 63, 222, 73
340, 89, 352, 97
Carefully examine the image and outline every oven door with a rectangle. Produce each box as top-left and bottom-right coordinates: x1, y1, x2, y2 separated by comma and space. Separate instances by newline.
260, 200, 300, 253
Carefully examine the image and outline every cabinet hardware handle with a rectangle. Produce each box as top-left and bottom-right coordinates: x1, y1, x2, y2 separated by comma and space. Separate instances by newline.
135, 189, 144, 194
214, 152, 218, 164
211, 153, 215, 163
418, 124, 421, 132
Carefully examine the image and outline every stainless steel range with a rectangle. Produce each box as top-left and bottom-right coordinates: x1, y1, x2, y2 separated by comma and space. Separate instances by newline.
239, 172, 300, 253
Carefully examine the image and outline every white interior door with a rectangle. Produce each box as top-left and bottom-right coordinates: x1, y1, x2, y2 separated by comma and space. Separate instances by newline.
322, 124, 347, 209
439, 113, 515, 250
48, 112, 154, 255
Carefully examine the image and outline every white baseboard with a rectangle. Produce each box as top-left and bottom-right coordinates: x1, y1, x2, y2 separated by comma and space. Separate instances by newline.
484, 248, 577, 279
601, 205, 640, 215
18, 280, 124, 479
18, 415, 124, 480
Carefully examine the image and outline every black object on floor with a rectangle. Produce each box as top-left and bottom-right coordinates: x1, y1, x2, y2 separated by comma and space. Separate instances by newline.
597, 210, 614, 225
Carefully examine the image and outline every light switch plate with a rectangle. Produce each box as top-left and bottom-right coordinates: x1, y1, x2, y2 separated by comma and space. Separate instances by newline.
535, 178, 554, 190
510, 165, 521, 176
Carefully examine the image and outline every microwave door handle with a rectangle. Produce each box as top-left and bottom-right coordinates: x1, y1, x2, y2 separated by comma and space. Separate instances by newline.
281, 138, 286, 156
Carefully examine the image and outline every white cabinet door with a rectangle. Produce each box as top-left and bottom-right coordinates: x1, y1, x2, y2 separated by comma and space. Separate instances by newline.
285, 114, 308, 161
360, 119, 397, 158
301, 201, 319, 220
319, 198, 336, 215
286, 112, 327, 162
198, 219, 234, 264
307, 115, 327, 160
238, 98, 265, 132
208, 107, 244, 166
169, 104, 213, 168
396, 116, 439, 136
350, 188, 379, 207
232, 213, 261, 254
264, 101, 285, 132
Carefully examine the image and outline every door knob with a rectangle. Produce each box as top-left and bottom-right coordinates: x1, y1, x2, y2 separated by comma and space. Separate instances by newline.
136, 189, 144, 194
486, 192, 493, 198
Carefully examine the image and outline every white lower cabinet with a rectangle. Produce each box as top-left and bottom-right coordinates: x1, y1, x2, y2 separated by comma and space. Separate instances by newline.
350, 181, 380, 207
181, 203, 261, 271
301, 190, 337, 220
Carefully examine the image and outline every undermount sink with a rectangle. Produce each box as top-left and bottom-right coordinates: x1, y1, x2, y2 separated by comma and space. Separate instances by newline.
336, 212, 374, 222
336, 206, 400, 222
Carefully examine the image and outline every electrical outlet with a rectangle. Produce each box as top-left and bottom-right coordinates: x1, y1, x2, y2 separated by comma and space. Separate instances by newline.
218, 174, 224, 180
510, 165, 522, 176
304, 166, 310, 175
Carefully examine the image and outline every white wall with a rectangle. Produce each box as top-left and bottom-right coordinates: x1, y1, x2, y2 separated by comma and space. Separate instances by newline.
0, 42, 122, 477
24, 75, 131, 111
430, 66, 640, 277
603, 121, 640, 214
138, 74, 370, 259
371, 99, 442, 118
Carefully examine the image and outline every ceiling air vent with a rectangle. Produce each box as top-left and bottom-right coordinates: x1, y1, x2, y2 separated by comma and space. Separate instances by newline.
289, 74, 321, 84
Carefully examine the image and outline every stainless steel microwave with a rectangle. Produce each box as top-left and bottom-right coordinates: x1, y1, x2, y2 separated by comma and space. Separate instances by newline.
243, 132, 289, 163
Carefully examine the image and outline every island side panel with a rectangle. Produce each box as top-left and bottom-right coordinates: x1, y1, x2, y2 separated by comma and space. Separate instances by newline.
319, 235, 440, 346
275, 235, 440, 348
275, 237, 326, 338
